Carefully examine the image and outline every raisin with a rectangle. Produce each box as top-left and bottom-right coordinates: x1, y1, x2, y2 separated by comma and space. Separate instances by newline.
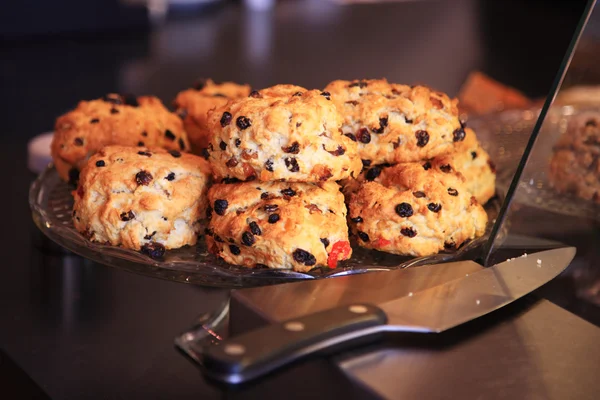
365, 166, 382, 181
110, 108, 119, 114
361, 159, 372, 168
440, 164, 452, 173
405, 116, 413, 124
264, 204, 279, 213
165, 129, 176, 141
220, 112, 232, 127
471, 151, 478, 160
265, 159, 274, 172
218, 141, 227, 151
282, 142, 300, 154
447, 188, 459, 196
138, 151, 152, 157
120, 210, 135, 221
141, 242, 165, 259
281, 188, 296, 197
135, 170, 153, 185
165, 172, 175, 181
95, 160, 105, 167
345, 133, 357, 142
229, 244, 241, 255
401, 227, 417, 238
453, 127, 466, 142
444, 241, 456, 250
320, 91, 331, 100
416, 130, 429, 147
395, 203, 413, 218
350, 216, 363, 223
372, 117, 388, 134
236, 116, 252, 130
74, 137, 84, 146
260, 192, 270, 200
323, 144, 345, 156
413, 191, 426, 198
226, 158, 238, 167
249, 90, 262, 98
123, 94, 139, 107
423, 162, 431, 170
169, 150, 182, 158
235, 138, 241, 147
320, 238, 330, 248
285, 157, 299, 172
214, 235, 224, 243
249, 221, 262, 236
141, 131, 148, 137
178, 138, 186, 150
90, 118, 99, 124
138, 141, 145, 146
293, 91, 303, 97
357, 231, 370, 242
268, 214, 280, 223
242, 231, 255, 246
348, 81, 367, 88
200, 148, 210, 160
68, 168, 80, 185
356, 128, 371, 144
346, 100, 358, 106
144, 231, 157, 240
214, 199, 229, 215
428, 203, 442, 212
292, 249, 316, 266
222, 177, 241, 184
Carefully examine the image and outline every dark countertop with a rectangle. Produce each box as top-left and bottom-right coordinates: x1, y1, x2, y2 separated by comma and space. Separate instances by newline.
1, 1, 597, 398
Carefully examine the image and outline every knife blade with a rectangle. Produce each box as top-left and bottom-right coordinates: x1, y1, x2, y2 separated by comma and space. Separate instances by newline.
201, 247, 576, 384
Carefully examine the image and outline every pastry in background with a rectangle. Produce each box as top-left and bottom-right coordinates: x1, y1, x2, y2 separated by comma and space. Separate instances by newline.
52, 94, 189, 184
206, 181, 352, 271
347, 162, 488, 257
174, 79, 251, 154
458, 71, 531, 115
549, 111, 600, 203
72, 146, 212, 258
432, 127, 496, 205
324, 78, 462, 165
206, 84, 361, 182
554, 85, 600, 107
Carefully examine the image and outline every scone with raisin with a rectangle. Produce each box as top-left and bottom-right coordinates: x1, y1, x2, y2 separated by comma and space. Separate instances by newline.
549, 111, 600, 202
432, 128, 496, 204
72, 145, 212, 258
324, 79, 463, 165
52, 94, 190, 184
347, 162, 488, 256
206, 84, 362, 182
174, 79, 251, 154
206, 181, 352, 272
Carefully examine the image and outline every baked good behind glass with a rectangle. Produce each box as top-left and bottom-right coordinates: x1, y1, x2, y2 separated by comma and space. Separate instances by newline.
347, 162, 488, 257
324, 78, 462, 165
52, 94, 189, 184
174, 79, 251, 154
206, 181, 352, 271
205, 84, 362, 182
72, 145, 212, 258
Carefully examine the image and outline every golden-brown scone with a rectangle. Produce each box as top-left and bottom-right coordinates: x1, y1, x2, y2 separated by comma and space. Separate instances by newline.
324, 78, 461, 165
72, 145, 212, 258
432, 128, 496, 204
173, 79, 251, 154
206, 181, 352, 272
52, 94, 189, 184
205, 84, 362, 182
549, 111, 600, 202
347, 162, 488, 257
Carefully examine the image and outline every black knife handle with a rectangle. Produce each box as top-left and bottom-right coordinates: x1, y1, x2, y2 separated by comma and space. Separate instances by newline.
202, 303, 387, 384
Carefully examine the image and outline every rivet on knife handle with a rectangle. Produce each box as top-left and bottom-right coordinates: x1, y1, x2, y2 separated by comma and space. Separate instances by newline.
201, 303, 388, 384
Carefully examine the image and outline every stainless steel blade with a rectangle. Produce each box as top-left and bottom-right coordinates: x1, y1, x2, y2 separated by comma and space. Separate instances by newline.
379, 247, 576, 333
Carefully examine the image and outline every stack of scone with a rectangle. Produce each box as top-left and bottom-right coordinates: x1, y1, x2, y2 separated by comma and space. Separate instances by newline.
203, 84, 361, 271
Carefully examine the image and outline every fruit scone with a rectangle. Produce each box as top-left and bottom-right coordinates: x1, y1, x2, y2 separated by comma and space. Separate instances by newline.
52, 94, 190, 184
205, 84, 362, 182
173, 79, 251, 154
206, 181, 352, 272
72, 145, 212, 259
324, 78, 464, 165
549, 111, 600, 203
347, 162, 488, 257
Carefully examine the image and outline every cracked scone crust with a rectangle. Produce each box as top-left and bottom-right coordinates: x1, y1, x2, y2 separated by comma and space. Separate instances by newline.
72, 146, 212, 255
174, 79, 251, 154
324, 79, 463, 164
206, 181, 352, 272
206, 85, 362, 182
549, 111, 600, 202
347, 162, 488, 256
52, 94, 190, 183
432, 128, 496, 204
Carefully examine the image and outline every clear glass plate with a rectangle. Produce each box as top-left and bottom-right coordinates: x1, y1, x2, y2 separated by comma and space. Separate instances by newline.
30, 116, 519, 288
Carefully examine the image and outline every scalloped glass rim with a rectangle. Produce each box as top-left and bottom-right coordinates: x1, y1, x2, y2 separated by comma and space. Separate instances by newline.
30, 164, 502, 288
